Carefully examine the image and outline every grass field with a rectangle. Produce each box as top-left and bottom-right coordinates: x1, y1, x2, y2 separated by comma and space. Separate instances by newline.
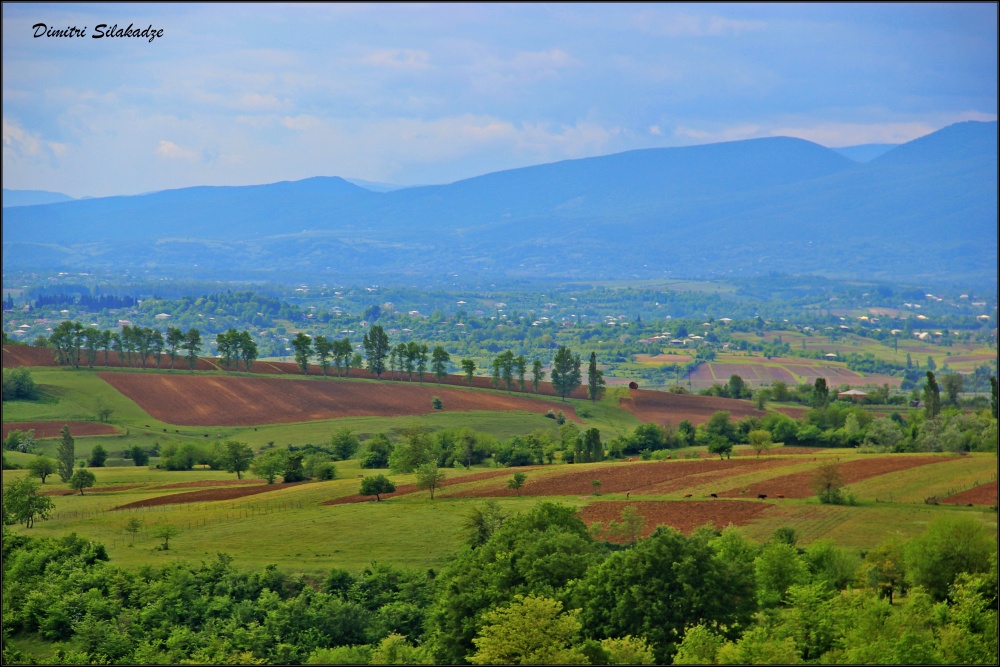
3, 365, 997, 578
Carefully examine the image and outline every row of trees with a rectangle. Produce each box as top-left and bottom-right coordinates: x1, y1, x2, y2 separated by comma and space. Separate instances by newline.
45, 320, 203, 370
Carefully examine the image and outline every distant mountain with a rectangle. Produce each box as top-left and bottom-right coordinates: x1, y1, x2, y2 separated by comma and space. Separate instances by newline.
344, 178, 415, 192
2, 189, 75, 207
831, 143, 898, 162
2, 121, 996, 284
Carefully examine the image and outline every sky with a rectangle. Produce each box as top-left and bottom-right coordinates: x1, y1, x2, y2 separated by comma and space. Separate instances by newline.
2, 2, 997, 198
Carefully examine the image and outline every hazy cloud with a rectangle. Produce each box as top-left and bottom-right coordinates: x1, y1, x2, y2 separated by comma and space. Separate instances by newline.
156, 140, 199, 161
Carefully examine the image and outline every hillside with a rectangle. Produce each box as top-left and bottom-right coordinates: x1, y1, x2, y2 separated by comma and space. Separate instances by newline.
2, 121, 995, 283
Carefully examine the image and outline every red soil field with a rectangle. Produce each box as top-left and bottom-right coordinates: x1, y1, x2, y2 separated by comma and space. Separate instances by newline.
444, 459, 790, 499
2, 421, 119, 439
2, 345, 220, 371
324, 468, 536, 505
941, 481, 998, 507
150, 479, 266, 490
2, 345, 56, 367
717, 455, 950, 499
113, 481, 309, 509
579, 500, 773, 540
619, 390, 767, 426
97, 372, 581, 427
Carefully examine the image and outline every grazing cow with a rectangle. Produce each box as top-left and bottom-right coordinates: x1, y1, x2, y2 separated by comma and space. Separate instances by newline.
776, 494, 784, 499
627, 458, 635, 462
683, 493, 692, 498
710, 493, 718, 499
758, 494, 767, 500
626, 492, 630, 499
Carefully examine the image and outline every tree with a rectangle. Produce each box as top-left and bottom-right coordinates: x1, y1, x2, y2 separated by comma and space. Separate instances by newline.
154, 523, 179, 550
360, 474, 396, 501
99, 329, 112, 366
588, 352, 606, 402
363, 325, 390, 379
313, 335, 333, 376
432, 395, 444, 410
124, 517, 143, 544
728, 374, 748, 399
497, 350, 515, 392
415, 463, 446, 500
707, 437, 733, 460
515, 355, 528, 392
218, 440, 255, 479
923, 371, 941, 419
532, 359, 545, 393
250, 449, 287, 484
83, 327, 101, 368
129, 445, 149, 467
94, 395, 114, 423
334, 338, 353, 377
507, 471, 527, 496
748, 430, 772, 457
330, 427, 360, 460
811, 378, 829, 408
416, 343, 429, 382
991, 376, 998, 419
291, 332, 313, 374
469, 594, 588, 665
862, 536, 907, 604
461, 358, 477, 386
26, 455, 58, 483
237, 330, 257, 372
941, 373, 963, 406
905, 515, 995, 601
166, 326, 184, 369
88, 444, 108, 467
463, 500, 506, 548
56, 425, 75, 482
183, 328, 202, 370
550, 346, 581, 400
2, 477, 54, 528
431, 346, 451, 383
2, 366, 37, 400
360, 433, 394, 468
812, 463, 845, 504
68, 468, 97, 495
282, 452, 306, 483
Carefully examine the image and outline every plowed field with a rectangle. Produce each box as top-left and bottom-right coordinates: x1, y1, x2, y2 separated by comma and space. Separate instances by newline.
579, 500, 773, 540
43, 484, 145, 496
97, 373, 580, 427
2, 421, 119, 439
619, 391, 766, 426
717, 455, 950, 499
444, 459, 791, 498
113, 481, 309, 509
941, 481, 998, 507
1, 345, 220, 371
150, 479, 266, 490
324, 469, 537, 505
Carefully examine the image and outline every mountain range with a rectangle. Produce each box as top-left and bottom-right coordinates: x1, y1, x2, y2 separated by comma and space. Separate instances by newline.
2, 121, 996, 284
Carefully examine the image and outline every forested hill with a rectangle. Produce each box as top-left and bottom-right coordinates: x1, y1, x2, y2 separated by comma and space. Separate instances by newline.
2, 121, 996, 284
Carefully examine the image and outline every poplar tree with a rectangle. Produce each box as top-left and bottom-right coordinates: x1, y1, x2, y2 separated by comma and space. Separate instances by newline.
56, 425, 75, 482
587, 352, 606, 402
550, 346, 581, 401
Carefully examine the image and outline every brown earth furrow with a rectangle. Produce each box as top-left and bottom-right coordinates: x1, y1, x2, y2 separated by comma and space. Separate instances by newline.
150, 479, 266, 490
2, 421, 120, 439
940, 480, 997, 507
716, 455, 950, 499
112, 481, 309, 509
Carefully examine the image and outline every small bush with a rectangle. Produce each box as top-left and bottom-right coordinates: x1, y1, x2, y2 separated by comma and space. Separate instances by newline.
432, 396, 443, 410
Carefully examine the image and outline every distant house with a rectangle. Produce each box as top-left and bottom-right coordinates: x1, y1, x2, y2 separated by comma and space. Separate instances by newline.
154, 313, 170, 320
838, 389, 867, 401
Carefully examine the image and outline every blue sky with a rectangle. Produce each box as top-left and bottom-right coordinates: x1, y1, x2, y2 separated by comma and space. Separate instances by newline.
2, 3, 996, 197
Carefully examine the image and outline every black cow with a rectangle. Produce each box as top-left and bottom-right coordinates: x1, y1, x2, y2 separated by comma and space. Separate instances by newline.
710, 493, 718, 499
758, 494, 767, 500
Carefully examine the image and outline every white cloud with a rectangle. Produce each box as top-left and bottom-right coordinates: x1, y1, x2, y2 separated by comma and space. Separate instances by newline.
363, 48, 431, 70
156, 140, 199, 160
649, 125, 662, 136
633, 11, 767, 37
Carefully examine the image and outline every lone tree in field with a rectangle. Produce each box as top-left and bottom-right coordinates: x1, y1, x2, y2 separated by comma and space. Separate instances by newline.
461, 358, 476, 386
748, 430, 773, 458
507, 472, 527, 496
124, 517, 143, 544
363, 325, 390, 379
251, 449, 287, 484
56, 425, 75, 482
88, 444, 108, 468
155, 523, 179, 550
360, 474, 396, 501
588, 352, 606, 402
94, 395, 114, 423
26, 456, 58, 483
292, 332, 313, 374
415, 463, 447, 500
68, 468, 96, 495
550, 346, 581, 401
812, 462, 845, 504
219, 440, 255, 480
811, 377, 829, 408
129, 445, 150, 467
